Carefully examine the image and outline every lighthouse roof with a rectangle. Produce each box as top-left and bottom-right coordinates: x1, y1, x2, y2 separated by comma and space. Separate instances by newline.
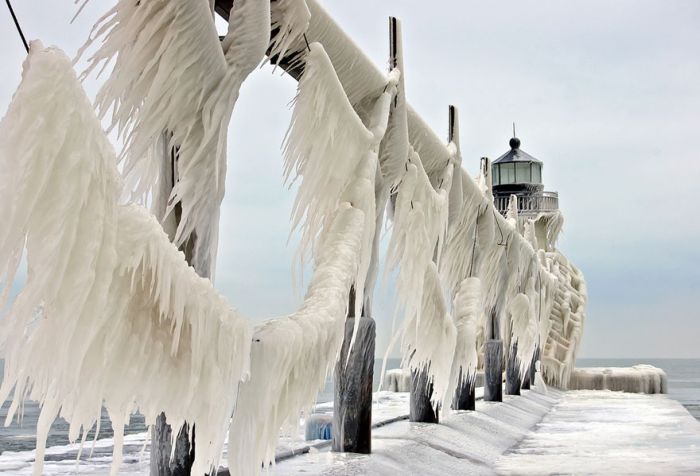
493, 137, 542, 164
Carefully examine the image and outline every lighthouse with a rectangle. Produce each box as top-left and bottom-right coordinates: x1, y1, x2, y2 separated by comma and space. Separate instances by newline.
491, 134, 560, 250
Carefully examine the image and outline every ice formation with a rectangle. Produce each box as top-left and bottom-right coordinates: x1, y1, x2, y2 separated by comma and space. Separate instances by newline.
0, 44, 251, 476
268, 0, 311, 67
0, 1, 592, 472
283, 42, 373, 276
539, 252, 587, 387
227, 202, 364, 475
385, 144, 457, 405
445, 277, 483, 406
228, 42, 398, 474
508, 292, 537, 378
79, 0, 271, 275
569, 365, 668, 394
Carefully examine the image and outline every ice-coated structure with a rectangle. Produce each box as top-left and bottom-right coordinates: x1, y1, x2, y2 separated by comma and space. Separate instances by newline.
569, 365, 668, 394
0, 43, 251, 476
0, 0, 591, 473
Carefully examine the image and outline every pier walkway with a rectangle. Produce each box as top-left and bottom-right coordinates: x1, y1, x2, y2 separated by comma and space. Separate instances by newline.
1, 387, 699, 474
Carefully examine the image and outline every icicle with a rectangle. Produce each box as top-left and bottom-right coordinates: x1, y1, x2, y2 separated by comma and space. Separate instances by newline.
401, 263, 457, 407
524, 219, 538, 249
445, 277, 482, 411
228, 202, 365, 475
509, 293, 537, 379
439, 174, 483, 295
268, 0, 311, 69
79, 0, 271, 275
283, 42, 373, 276
284, 41, 398, 339
506, 194, 519, 228
0, 44, 251, 476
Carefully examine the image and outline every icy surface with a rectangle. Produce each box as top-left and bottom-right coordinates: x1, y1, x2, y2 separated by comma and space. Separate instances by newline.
0, 392, 412, 475
496, 390, 700, 475
382, 369, 411, 393
446, 277, 482, 403
274, 387, 561, 475
570, 365, 668, 394
80, 0, 271, 274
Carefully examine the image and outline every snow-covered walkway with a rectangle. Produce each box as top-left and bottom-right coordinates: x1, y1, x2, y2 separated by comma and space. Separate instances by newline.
274, 388, 561, 475
496, 390, 700, 475
2, 388, 699, 475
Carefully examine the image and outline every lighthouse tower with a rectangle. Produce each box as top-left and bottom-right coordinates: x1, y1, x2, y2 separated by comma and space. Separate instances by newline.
491, 134, 560, 250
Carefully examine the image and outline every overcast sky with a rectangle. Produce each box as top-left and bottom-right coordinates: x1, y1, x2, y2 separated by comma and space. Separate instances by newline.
1, 0, 699, 358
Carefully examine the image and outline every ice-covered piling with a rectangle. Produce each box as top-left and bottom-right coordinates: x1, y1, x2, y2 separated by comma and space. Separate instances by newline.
484, 340, 504, 401
333, 316, 375, 453
569, 365, 667, 394
383, 369, 411, 392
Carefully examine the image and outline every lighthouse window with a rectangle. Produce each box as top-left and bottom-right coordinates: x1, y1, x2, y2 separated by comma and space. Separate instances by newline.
500, 163, 515, 184
492, 164, 500, 185
532, 164, 542, 184
515, 162, 531, 183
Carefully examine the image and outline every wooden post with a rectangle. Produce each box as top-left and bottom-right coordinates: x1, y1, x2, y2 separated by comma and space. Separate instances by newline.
505, 341, 521, 395
332, 315, 375, 453
484, 309, 503, 402
410, 367, 439, 423
452, 367, 476, 411
448, 105, 475, 411
151, 142, 200, 476
530, 346, 540, 387
521, 354, 532, 390
484, 339, 503, 402
387, 16, 437, 423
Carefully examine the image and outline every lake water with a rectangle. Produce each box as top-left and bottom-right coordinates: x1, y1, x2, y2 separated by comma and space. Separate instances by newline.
0, 358, 697, 454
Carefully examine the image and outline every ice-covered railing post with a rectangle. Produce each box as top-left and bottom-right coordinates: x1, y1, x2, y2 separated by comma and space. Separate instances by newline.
151, 142, 196, 476
77, 0, 273, 471
479, 156, 505, 403
447, 105, 476, 411
332, 15, 403, 455
389, 20, 443, 426
505, 195, 522, 396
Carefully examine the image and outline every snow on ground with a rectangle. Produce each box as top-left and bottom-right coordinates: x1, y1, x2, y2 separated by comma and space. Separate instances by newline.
274, 388, 561, 475
496, 390, 700, 475
0, 392, 412, 475
2, 389, 699, 475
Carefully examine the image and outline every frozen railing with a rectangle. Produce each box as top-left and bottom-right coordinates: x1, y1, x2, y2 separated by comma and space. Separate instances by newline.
494, 191, 559, 216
